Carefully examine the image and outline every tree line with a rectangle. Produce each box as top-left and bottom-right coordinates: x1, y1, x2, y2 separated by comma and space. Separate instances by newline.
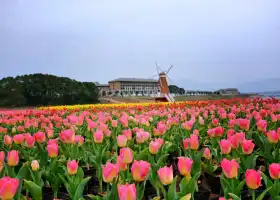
0, 74, 99, 107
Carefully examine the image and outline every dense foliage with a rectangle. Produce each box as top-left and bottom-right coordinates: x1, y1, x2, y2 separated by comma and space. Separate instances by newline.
0, 74, 99, 107
168, 85, 185, 95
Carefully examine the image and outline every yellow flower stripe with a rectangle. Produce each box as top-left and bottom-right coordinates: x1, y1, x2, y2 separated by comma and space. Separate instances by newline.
38, 100, 207, 110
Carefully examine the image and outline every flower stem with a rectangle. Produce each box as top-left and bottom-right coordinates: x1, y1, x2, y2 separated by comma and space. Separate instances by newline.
251, 190, 256, 200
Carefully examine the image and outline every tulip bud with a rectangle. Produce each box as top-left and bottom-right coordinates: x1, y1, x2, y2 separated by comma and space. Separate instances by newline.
67, 160, 78, 175
4, 135, 13, 146
93, 130, 104, 144
131, 160, 151, 182
117, 156, 127, 171
34, 131, 46, 143
102, 162, 119, 183
221, 158, 239, 179
269, 163, 280, 180
7, 150, 19, 167
245, 169, 261, 190
0, 151, 5, 162
241, 139, 255, 155
190, 134, 199, 150
11, 127, 16, 134
117, 135, 127, 147
118, 184, 136, 200
267, 130, 278, 144
178, 157, 193, 178
157, 166, 173, 185
31, 160, 40, 171
25, 135, 35, 148
59, 129, 75, 144
47, 143, 58, 158
149, 141, 161, 155
112, 120, 118, 128
203, 148, 211, 160
13, 134, 25, 145
119, 148, 133, 164
219, 139, 231, 154
122, 129, 132, 140
0, 177, 19, 200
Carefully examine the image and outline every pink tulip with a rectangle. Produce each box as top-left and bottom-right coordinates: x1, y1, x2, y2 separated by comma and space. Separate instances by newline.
46, 129, 54, 138
241, 139, 255, 155
13, 134, 25, 145
183, 138, 190, 149
131, 160, 151, 182
93, 130, 104, 144
25, 135, 35, 148
267, 130, 278, 144
122, 129, 132, 140
149, 141, 161, 155
59, 129, 75, 144
257, 120, 267, 132
74, 135, 84, 146
47, 143, 58, 158
117, 156, 127, 171
4, 135, 12, 146
136, 131, 150, 144
119, 148, 133, 164
118, 183, 136, 200
7, 150, 19, 167
0, 152, 5, 162
0, 177, 19, 200
178, 157, 193, 177
102, 162, 119, 183
112, 120, 118, 128
182, 120, 194, 131
157, 166, 173, 185
238, 118, 250, 131
221, 158, 239, 179
117, 135, 128, 147
203, 148, 211, 160
245, 169, 261, 190
212, 118, 219, 126
67, 160, 78, 175
219, 139, 231, 154
269, 163, 280, 180
34, 131, 46, 143
190, 134, 199, 150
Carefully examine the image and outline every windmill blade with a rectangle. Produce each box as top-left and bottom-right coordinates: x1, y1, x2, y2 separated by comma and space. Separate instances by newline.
155, 62, 165, 73
165, 65, 174, 74
166, 74, 175, 85
149, 74, 158, 79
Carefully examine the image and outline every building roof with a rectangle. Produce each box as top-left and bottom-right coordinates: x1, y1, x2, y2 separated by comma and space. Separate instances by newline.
109, 78, 158, 83
96, 84, 109, 87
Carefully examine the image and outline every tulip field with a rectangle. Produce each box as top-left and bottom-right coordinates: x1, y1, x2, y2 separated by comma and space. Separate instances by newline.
1, 98, 280, 200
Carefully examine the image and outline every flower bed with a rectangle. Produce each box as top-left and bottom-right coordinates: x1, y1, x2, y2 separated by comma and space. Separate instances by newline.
0, 98, 279, 200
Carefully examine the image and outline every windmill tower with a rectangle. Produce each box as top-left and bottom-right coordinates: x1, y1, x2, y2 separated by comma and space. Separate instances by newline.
153, 63, 175, 102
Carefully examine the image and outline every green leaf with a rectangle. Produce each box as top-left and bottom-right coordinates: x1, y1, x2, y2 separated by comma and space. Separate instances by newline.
135, 149, 149, 161
235, 180, 246, 195
271, 196, 280, 200
74, 177, 91, 200
16, 163, 29, 179
136, 180, 147, 200
228, 193, 241, 200
256, 187, 272, 200
24, 180, 42, 200
167, 176, 177, 200
261, 172, 273, 188
187, 172, 201, 193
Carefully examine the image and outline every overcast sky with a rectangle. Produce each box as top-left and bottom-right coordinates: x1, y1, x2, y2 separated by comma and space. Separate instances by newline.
0, 0, 279, 85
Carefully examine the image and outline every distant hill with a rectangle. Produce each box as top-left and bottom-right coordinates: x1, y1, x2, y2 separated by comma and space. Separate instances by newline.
174, 78, 280, 93
237, 78, 280, 93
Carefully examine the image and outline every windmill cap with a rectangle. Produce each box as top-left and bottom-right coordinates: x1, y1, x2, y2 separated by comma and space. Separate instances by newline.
159, 72, 166, 75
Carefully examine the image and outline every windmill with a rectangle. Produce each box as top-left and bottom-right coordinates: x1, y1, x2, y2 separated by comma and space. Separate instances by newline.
149, 62, 175, 102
